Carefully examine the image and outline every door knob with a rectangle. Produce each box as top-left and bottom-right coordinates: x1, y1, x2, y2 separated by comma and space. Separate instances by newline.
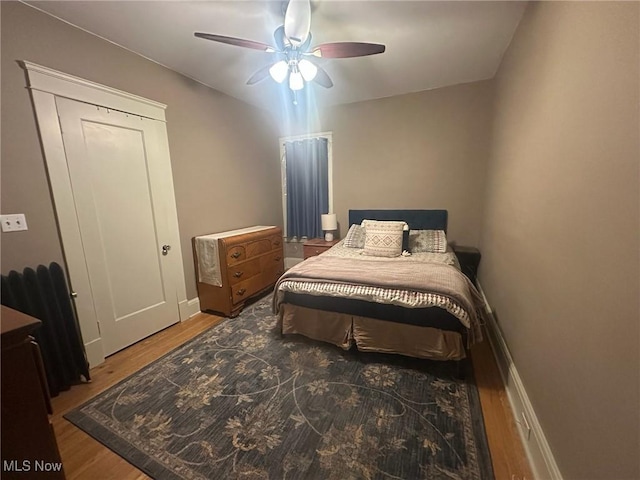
162, 244, 171, 256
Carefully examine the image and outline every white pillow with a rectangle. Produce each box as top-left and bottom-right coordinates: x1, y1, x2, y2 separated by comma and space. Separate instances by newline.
362, 220, 406, 257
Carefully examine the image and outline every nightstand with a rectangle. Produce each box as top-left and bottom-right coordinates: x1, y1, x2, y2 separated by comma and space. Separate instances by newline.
303, 238, 340, 259
452, 245, 481, 284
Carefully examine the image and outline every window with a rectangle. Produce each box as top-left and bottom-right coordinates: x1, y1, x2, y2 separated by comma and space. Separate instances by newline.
280, 132, 333, 239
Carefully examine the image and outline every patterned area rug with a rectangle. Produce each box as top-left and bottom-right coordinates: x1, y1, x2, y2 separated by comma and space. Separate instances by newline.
66, 294, 494, 479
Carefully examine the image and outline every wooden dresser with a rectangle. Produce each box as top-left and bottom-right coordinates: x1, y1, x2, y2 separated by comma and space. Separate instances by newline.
1, 306, 65, 479
194, 226, 284, 317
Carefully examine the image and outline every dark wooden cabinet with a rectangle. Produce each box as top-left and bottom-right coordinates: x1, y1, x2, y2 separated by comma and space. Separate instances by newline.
195, 226, 284, 317
1, 306, 65, 479
453, 245, 481, 284
303, 238, 340, 259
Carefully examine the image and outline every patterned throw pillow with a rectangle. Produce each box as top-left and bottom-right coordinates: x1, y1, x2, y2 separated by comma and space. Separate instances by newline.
362, 220, 406, 257
344, 224, 366, 249
408, 229, 448, 253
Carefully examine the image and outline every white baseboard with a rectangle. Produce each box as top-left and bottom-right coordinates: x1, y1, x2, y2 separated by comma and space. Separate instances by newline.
181, 297, 201, 320
84, 337, 105, 368
86, 299, 201, 369
476, 281, 563, 480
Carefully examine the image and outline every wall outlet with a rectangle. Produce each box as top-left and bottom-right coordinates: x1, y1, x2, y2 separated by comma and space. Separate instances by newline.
1, 214, 28, 232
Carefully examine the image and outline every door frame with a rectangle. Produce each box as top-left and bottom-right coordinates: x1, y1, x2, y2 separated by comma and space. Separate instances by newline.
21, 61, 189, 367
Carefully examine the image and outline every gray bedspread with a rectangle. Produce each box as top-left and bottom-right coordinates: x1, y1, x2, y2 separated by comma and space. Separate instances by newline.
273, 255, 485, 345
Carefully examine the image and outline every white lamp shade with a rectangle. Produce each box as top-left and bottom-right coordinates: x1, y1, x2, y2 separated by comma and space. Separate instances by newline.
321, 214, 337, 231
298, 59, 318, 82
269, 61, 289, 83
289, 70, 304, 91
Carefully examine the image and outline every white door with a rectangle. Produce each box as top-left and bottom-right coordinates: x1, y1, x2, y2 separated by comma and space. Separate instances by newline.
56, 97, 181, 355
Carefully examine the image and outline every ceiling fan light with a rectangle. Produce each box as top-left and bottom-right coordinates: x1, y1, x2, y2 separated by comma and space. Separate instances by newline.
289, 70, 304, 91
298, 59, 318, 82
269, 61, 289, 83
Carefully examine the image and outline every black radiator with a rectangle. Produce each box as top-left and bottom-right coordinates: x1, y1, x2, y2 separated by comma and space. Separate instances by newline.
1, 262, 91, 396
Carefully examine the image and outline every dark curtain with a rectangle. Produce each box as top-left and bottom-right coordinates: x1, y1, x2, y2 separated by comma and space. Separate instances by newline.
1, 262, 90, 396
285, 137, 329, 238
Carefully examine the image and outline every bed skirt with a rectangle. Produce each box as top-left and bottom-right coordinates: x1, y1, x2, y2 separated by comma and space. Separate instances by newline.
279, 303, 466, 361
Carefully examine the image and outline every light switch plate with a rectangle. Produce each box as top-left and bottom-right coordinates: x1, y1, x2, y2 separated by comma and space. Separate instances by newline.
1, 214, 28, 232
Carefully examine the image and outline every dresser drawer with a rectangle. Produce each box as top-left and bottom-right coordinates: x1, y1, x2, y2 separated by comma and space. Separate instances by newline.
227, 258, 261, 286
303, 238, 340, 259
246, 239, 272, 258
260, 250, 284, 270
264, 264, 285, 285
304, 245, 330, 259
226, 245, 246, 265
270, 235, 283, 250
231, 276, 263, 305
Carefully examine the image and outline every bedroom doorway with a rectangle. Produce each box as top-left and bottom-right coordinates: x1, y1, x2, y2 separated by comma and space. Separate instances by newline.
23, 61, 188, 366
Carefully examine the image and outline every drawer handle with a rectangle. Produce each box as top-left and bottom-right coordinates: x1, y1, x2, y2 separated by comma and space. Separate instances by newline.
274, 240, 281, 246
315, 250, 321, 254
231, 252, 241, 259
274, 256, 281, 261
234, 271, 244, 278
237, 288, 246, 296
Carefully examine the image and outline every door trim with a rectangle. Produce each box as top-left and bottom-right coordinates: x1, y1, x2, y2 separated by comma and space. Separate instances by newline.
21, 61, 188, 367
21, 61, 167, 121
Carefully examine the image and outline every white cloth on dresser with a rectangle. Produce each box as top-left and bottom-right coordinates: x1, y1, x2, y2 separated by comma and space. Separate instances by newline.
195, 226, 273, 286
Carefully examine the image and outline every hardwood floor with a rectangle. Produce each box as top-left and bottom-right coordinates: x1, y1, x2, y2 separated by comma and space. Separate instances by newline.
51, 313, 533, 480
471, 336, 534, 480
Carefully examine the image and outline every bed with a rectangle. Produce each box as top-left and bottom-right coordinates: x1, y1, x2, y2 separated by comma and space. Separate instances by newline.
273, 209, 485, 362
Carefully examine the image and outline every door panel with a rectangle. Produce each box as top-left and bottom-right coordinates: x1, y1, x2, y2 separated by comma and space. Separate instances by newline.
82, 122, 165, 319
56, 98, 180, 355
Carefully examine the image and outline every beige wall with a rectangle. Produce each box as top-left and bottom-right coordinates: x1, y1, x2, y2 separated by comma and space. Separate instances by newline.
480, 2, 639, 478
317, 81, 493, 245
0, 2, 282, 300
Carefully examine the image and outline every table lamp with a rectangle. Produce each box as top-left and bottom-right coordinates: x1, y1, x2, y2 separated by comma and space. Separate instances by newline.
321, 213, 337, 242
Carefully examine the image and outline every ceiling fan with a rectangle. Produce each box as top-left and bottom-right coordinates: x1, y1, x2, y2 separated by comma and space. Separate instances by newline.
194, 0, 385, 92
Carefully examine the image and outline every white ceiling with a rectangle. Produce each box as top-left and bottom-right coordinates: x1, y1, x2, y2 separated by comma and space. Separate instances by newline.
26, 1, 527, 110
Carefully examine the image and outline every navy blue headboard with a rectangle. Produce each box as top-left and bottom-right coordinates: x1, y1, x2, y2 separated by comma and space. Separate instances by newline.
348, 209, 448, 233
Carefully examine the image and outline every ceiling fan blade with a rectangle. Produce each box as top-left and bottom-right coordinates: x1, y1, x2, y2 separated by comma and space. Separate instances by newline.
246, 64, 273, 85
312, 42, 386, 59
313, 65, 333, 89
284, 0, 311, 46
194, 32, 275, 52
